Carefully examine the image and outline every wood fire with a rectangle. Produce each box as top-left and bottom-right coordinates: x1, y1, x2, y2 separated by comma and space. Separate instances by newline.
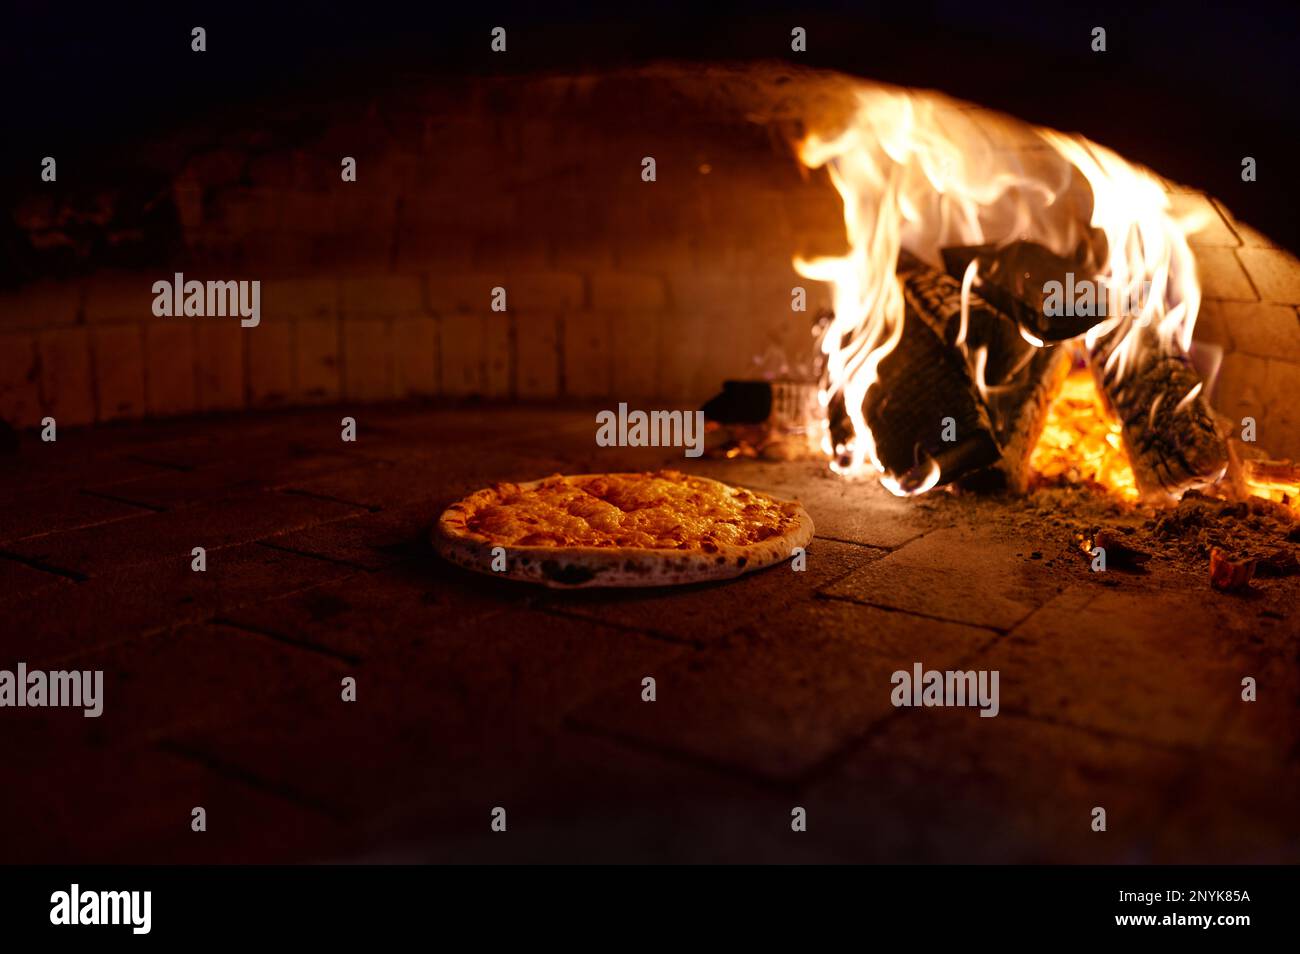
789, 82, 1277, 509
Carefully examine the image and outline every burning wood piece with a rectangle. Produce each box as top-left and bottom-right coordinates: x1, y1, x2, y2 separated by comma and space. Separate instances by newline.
860, 280, 1001, 489
897, 252, 1069, 491
941, 240, 1106, 343
1209, 547, 1256, 592
1243, 458, 1300, 511
1090, 326, 1229, 499
1244, 458, 1300, 485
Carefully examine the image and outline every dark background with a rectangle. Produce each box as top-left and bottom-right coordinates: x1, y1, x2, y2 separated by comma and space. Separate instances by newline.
4, 0, 1298, 250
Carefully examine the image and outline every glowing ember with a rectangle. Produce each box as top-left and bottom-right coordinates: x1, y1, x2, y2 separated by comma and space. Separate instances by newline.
1029, 367, 1139, 502
1243, 460, 1300, 513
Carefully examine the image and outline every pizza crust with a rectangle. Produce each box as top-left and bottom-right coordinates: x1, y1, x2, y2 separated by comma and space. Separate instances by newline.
433, 471, 815, 588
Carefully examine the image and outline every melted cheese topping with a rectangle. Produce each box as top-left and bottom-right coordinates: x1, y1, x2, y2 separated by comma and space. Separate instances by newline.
460, 471, 798, 551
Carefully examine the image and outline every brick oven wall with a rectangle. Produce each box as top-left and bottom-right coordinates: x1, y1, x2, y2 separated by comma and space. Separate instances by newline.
1, 67, 1298, 458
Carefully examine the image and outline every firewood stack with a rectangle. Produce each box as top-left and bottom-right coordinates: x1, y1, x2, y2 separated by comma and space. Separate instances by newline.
832, 240, 1230, 501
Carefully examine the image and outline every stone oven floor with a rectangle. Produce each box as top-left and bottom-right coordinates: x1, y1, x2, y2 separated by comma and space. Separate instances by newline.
1, 402, 1297, 864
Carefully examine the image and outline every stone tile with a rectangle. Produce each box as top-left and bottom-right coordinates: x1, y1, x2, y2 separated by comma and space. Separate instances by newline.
1237, 247, 1300, 304
1152, 753, 1300, 863
366, 606, 684, 728
515, 313, 559, 399
775, 472, 952, 549
357, 403, 588, 450
248, 317, 294, 406
0, 279, 82, 331
501, 271, 584, 312
977, 585, 1272, 750
89, 421, 342, 473
262, 501, 441, 570
0, 622, 349, 764
1196, 247, 1257, 301
280, 452, 568, 513
196, 322, 247, 412
0, 554, 71, 606
294, 316, 342, 402
806, 711, 1187, 863
161, 610, 677, 821
546, 538, 880, 644
85, 447, 363, 510
562, 311, 612, 398
609, 310, 662, 400
426, 273, 501, 316
1196, 299, 1300, 358
0, 332, 42, 427
4, 541, 361, 663
1261, 359, 1300, 458
1212, 199, 1278, 249
4, 490, 362, 578
485, 311, 511, 397
342, 317, 395, 401
219, 558, 532, 660
260, 528, 396, 574
0, 486, 148, 547
1209, 647, 1300, 764
1212, 350, 1271, 423
591, 273, 669, 312
91, 324, 147, 421
570, 599, 997, 780
0, 744, 349, 863
144, 322, 199, 415
820, 524, 1069, 630
159, 689, 541, 826
439, 313, 487, 396
339, 275, 424, 318
1169, 192, 1238, 247
369, 732, 803, 864
0, 446, 173, 501
393, 316, 438, 397
38, 327, 95, 426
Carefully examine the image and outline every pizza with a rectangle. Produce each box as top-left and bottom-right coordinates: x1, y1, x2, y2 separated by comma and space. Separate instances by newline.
434, 470, 815, 588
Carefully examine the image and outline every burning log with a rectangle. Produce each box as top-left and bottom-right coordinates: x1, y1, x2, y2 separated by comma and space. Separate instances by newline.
822, 237, 1232, 502
858, 284, 1001, 491
1243, 458, 1300, 509
897, 252, 1070, 491
1244, 459, 1300, 485
1089, 326, 1229, 500
941, 240, 1106, 343
942, 240, 1228, 501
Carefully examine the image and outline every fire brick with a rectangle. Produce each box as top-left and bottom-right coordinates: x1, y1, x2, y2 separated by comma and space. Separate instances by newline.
91, 324, 147, 421
144, 322, 198, 416
38, 327, 96, 425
